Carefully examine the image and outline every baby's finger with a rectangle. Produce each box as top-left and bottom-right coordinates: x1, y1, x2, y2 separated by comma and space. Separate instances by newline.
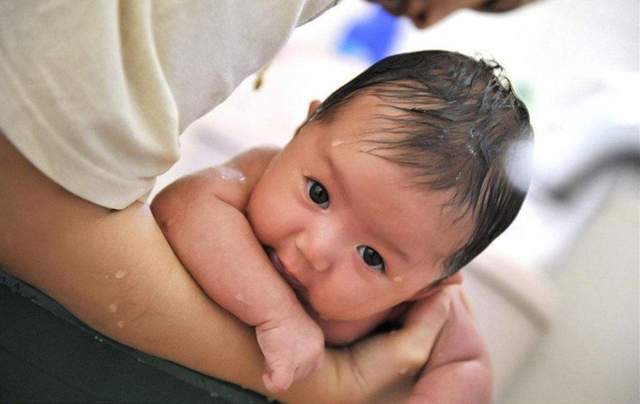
263, 365, 294, 393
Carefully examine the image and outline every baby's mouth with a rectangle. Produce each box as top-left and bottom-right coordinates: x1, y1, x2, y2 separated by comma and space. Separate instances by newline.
265, 247, 307, 296
265, 247, 324, 321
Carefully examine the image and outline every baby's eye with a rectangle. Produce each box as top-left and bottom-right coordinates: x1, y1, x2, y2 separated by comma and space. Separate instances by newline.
307, 179, 330, 209
357, 245, 385, 273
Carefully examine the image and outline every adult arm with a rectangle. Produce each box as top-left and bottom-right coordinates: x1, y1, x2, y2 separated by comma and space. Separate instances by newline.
151, 148, 324, 392
0, 133, 450, 403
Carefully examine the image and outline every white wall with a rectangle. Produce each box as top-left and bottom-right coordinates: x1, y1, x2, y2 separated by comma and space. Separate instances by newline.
500, 178, 639, 404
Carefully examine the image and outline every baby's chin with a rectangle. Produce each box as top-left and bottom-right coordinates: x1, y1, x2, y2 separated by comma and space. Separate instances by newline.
296, 296, 341, 322
305, 300, 374, 323
309, 298, 400, 325
291, 286, 359, 322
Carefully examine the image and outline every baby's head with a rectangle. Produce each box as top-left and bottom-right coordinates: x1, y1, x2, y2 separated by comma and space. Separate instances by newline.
247, 50, 532, 322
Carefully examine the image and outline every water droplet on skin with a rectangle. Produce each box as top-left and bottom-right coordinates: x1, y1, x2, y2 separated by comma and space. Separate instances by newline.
216, 166, 246, 182
114, 270, 127, 279
393, 276, 404, 283
234, 293, 247, 304
117, 320, 125, 328
108, 303, 118, 313
399, 367, 408, 375
466, 144, 477, 156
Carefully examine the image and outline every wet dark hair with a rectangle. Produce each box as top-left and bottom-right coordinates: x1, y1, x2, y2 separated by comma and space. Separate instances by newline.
312, 50, 533, 278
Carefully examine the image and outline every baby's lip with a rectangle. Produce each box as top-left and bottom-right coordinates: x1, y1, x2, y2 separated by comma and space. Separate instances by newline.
266, 247, 322, 320
266, 247, 307, 295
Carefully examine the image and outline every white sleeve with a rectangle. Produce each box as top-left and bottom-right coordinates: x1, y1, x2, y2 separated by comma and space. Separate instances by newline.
0, 0, 338, 209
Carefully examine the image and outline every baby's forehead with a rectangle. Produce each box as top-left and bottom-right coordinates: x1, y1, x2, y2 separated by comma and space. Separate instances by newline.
382, 185, 471, 250
315, 91, 407, 130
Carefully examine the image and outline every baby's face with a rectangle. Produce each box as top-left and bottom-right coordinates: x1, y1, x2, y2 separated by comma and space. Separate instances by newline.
247, 95, 471, 323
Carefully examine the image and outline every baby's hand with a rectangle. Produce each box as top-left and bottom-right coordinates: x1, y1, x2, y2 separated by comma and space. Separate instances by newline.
256, 312, 325, 393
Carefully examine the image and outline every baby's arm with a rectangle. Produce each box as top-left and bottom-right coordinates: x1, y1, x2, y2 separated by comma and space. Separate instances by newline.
408, 283, 492, 404
151, 148, 324, 392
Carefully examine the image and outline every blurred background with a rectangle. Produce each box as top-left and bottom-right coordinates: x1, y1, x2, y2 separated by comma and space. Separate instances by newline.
155, 0, 639, 402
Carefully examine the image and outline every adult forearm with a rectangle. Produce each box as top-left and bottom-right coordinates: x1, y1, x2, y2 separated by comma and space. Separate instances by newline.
0, 150, 256, 389
0, 134, 331, 401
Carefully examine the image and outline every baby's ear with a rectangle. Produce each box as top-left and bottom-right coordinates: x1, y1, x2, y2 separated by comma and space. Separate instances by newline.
409, 273, 464, 300
307, 100, 322, 119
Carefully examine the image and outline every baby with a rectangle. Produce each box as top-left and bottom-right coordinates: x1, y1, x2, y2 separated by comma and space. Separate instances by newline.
151, 50, 532, 397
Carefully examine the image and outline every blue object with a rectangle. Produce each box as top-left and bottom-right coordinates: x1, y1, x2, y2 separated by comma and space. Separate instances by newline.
338, 5, 402, 63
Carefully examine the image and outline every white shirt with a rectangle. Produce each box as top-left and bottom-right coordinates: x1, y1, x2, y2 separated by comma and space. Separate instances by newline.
0, 0, 338, 209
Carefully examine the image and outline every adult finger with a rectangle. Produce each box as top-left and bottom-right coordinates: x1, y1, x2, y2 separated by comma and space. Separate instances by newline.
343, 290, 453, 397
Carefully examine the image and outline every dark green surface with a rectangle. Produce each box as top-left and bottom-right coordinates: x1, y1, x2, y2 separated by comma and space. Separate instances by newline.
0, 269, 271, 404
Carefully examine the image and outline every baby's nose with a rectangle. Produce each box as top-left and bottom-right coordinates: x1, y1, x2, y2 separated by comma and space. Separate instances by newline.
311, 257, 330, 272
295, 231, 332, 273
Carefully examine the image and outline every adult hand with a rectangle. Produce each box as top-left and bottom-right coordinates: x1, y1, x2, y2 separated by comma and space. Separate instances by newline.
309, 273, 492, 404
316, 289, 455, 403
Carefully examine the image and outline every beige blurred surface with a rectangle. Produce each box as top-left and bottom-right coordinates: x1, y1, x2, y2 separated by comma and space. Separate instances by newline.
499, 177, 639, 404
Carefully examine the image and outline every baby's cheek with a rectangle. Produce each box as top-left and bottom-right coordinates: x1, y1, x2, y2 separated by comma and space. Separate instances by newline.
307, 288, 355, 320
246, 202, 277, 248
